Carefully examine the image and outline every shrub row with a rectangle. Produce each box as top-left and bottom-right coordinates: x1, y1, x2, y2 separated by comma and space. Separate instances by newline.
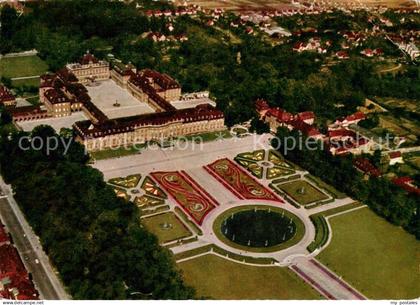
307, 215, 329, 253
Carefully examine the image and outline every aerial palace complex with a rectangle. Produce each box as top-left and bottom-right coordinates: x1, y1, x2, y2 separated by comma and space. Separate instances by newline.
37, 52, 225, 151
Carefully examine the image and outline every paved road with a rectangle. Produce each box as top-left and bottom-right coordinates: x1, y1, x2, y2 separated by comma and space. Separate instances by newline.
11, 75, 40, 81
0, 177, 70, 300
290, 257, 366, 300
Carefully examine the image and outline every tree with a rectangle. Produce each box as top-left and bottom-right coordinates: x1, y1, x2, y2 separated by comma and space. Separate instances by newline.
0, 5, 17, 40
0, 108, 12, 126
250, 116, 270, 134
0, 127, 195, 299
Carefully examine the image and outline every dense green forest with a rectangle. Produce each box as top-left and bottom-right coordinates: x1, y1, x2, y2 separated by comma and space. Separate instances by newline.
1, 0, 419, 126
0, 125, 195, 299
273, 127, 420, 239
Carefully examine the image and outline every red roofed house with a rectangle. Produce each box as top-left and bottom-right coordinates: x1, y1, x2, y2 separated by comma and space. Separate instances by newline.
255, 99, 270, 117
297, 111, 315, 125
374, 48, 384, 56
336, 51, 349, 59
0, 244, 39, 300
353, 157, 381, 178
388, 151, 404, 165
392, 177, 420, 196
265, 108, 294, 132
336, 111, 366, 127
0, 86, 16, 108
293, 42, 306, 52
290, 119, 323, 139
361, 48, 374, 57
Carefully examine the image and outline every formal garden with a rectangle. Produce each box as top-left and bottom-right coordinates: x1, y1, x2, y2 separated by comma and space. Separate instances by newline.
205, 158, 280, 201
142, 212, 193, 244
276, 180, 329, 206
235, 150, 296, 180
150, 171, 217, 225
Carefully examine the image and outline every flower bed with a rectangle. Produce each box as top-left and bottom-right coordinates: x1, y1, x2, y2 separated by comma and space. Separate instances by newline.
205, 158, 282, 202
108, 174, 141, 189
141, 176, 167, 199
151, 171, 216, 225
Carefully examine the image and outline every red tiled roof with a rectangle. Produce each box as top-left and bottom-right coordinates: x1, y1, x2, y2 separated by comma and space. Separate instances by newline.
389, 151, 402, 159
0, 245, 27, 279
74, 104, 223, 140
266, 108, 294, 123
336, 51, 349, 58
393, 176, 413, 184
79, 52, 98, 65
353, 158, 381, 177
328, 129, 355, 138
0, 86, 15, 104
255, 99, 270, 112
344, 111, 365, 122
9, 106, 46, 116
141, 69, 180, 90
297, 111, 315, 121
290, 119, 321, 137
44, 89, 70, 105
56, 68, 78, 84
392, 177, 420, 195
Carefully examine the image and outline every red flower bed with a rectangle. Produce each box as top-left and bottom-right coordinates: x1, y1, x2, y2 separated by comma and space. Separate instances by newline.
151, 171, 216, 225
205, 158, 282, 202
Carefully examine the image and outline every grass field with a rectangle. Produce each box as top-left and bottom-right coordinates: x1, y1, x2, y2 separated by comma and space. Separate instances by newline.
91, 143, 147, 160
142, 212, 192, 244
0, 55, 49, 88
318, 208, 420, 299
278, 180, 328, 205
305, 174, 347, 199
178, 254, 322, 299
0, 56, 48, 79
375, 97, 420, 115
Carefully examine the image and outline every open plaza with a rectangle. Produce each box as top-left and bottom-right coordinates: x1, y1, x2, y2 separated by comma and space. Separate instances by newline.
86, 80, 155, 119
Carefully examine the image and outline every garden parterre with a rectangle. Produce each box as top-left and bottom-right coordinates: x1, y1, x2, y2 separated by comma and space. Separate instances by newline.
205, 158, 282, 202
151, 171, 217, 225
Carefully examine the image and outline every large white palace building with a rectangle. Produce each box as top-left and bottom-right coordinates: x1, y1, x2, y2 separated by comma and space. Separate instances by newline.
37, 52, 225, 151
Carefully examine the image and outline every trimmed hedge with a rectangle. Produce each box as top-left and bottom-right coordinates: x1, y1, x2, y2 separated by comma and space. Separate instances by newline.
307, 215, 329, 253
304, 198, 335, 210
272, 174, 301, 185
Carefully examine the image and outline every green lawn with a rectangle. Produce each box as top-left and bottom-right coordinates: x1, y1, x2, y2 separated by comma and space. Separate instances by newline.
0, 56, 49, 79
11, 77, 41, 88
178, 254, 322, 300
181, 130, 232, 143
91, 143, 146, 160
305, 174, 347, 199
142, 212, 192, 244
318, 208, 420, 299
278, 180, 328, 205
